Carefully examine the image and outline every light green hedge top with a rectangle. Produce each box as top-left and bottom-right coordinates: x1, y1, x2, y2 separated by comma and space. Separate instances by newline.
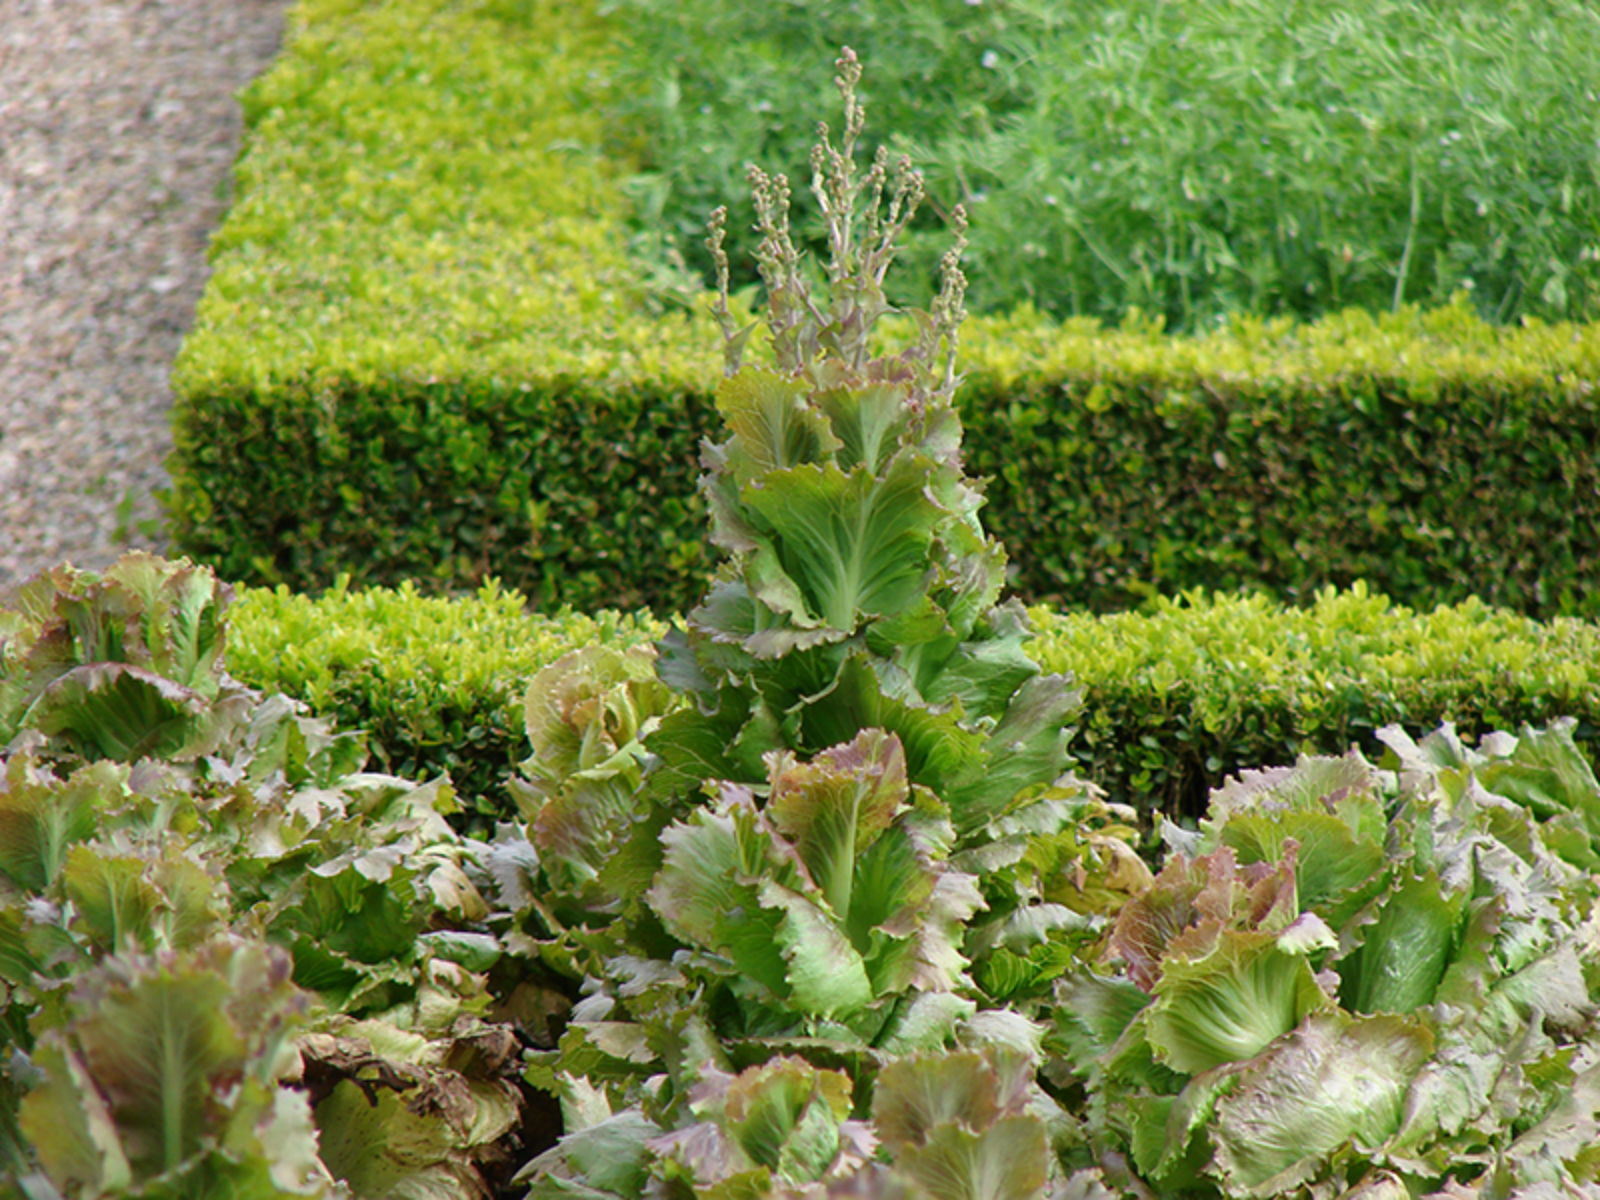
179, 0, 710, 395
229, 579, 1600, 823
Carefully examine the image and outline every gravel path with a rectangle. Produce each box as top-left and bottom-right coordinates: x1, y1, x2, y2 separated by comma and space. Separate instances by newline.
0, 0, 291, 587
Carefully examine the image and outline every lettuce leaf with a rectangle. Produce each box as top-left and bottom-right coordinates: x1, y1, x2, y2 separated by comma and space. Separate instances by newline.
1209, 1011, 1433, 1197
19, 938, 328, 1196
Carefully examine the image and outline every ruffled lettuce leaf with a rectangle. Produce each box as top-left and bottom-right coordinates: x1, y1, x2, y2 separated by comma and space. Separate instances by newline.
1, 554, 242, 761
872, 1047, 1051, 1200
1209, 1011, 1434, 1198
19, 938, 330, 1196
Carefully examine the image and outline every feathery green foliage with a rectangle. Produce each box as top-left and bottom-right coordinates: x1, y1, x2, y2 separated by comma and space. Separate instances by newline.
606, 0, 1600, 331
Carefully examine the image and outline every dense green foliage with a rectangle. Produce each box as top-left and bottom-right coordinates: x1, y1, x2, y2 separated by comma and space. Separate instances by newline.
605, 0, 1600, 331
228, 581, 1600, 824
14, 30, 1600, 1190
0, 557, 546, 1197
7, 555, 1598, 1198
170, 0, 1600, 619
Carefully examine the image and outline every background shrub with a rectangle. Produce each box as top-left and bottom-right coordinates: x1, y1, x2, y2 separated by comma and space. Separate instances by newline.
226, 579, 664, 815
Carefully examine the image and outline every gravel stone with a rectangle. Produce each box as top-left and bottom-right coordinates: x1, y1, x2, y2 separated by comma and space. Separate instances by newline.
0, 0, 291, 587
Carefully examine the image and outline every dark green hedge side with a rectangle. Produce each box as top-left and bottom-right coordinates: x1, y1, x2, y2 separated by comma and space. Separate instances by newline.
173, 375, 715, 614
175, 307, 1600, 619
960, 316, 1600, 619
227, 582, 1600, 827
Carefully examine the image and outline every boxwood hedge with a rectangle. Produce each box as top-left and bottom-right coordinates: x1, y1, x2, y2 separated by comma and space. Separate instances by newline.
227, 581, 1600, 826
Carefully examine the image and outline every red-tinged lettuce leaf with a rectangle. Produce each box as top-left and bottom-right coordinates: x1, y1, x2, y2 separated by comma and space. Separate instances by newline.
1380, 719, 1600, 872
19, 938, 314, 1192
0, 754, 123, 893
806, 371, 917, 479
648, 792, 802, 1003
636, 1059, 872, 1197
1144, 928, 1335, 1075
941, 674, 1080, 837
847, 803, 983, 996
1473, 721, 1600, 865
233, 692, 368, 793
891, 1117, 1050, 1200
961, 798, 1149, 1004
313, 1077, 519, 1200
650, 740, 983, 1021
1201, 750, 1391, 925
640, 682, 750, 804
777, 653, 1004, 828
62, 841, 227, 956
1382, 991, 1585, 1182
1049, 973, 1155, 1080
1107, 846, 1301, 995
277, 934, 415, 1015
17, 1038, 133, 1195
760, 880, 876, 1019
766, 730, 909, 921
520, 646, 675, 792
529, 772, 662, 914
741, 457, 949, 634
721, 1057, 855, 1183
244, 776, 481, 976
514, 1110, 661, 1199
1493, 1059, 1600, 1191
873, 992, 979, 1057
880, 594, 1031, 716
872, 1048, 1049, 1200
1121, 1064, 1240, 1189
1205, 750, 1386, 835
1209, 807, 1389, 932
1208, 1012, 1434, 1198
872, 1049, 1034, 1152
1, 554, 240, 761
98, 552, 231, 697
715, 370, 843, 489
1375, 723, 1485, 776
26, 663, 213, 763
289, 860, 431, 965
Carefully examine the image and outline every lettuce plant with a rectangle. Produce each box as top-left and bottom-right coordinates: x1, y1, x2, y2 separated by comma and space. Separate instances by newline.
0, 554, 248, 764
1053, 724, 1600, 1197
0, 555, 541, 1200
17, 937, 333, 1199
508, 49, 1142, 1196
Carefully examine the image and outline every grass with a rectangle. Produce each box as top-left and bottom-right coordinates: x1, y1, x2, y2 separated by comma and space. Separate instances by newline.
601, 0, 1600, 333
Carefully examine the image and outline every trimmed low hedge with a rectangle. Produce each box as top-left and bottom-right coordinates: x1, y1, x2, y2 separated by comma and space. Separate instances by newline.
172, 0, 1600, 619
227, 581, 1600, 825
224, 578, 663, 815
960, 303, 1600, 617
1034, 583, 1600, 821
